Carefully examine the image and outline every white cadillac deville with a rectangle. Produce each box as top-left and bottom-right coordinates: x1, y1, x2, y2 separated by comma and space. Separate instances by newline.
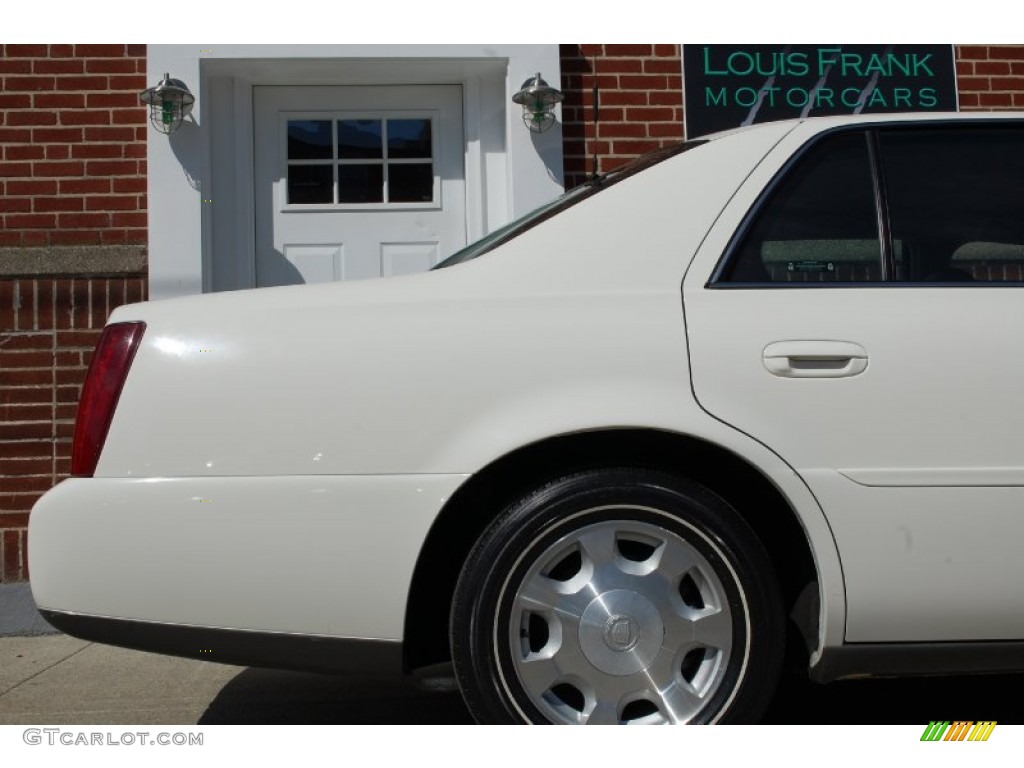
30, 113, 1024, 724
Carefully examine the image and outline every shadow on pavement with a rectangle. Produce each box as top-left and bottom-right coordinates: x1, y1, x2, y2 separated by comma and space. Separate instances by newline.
199, 667, 472, 725
199, 665, 1024, 724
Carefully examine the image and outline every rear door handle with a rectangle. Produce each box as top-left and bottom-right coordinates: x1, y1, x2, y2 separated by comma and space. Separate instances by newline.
762, 341, 868, 378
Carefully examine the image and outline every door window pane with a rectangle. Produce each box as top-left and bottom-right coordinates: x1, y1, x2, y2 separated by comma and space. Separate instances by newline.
880, 128, 1024, 282
721, 132, 881, 283
339, 164, 384, 203
339, 120, 383, 159
389, 163, 433, 203
287, 120, 332, 160
287, 164, 333, 204
388, 119, 432, 158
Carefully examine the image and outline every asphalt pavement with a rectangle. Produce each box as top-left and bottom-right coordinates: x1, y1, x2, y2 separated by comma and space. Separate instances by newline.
2, 582, 1023, 725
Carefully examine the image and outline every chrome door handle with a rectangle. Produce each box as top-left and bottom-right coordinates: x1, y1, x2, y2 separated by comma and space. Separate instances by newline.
762, 341, 868, 378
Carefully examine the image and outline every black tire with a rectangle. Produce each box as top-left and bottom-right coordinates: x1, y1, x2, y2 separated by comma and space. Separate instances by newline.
450, 468, 784, 724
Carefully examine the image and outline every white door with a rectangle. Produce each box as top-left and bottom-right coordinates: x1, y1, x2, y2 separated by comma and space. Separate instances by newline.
685, 123, 1024, 643
253, 85, 465, 286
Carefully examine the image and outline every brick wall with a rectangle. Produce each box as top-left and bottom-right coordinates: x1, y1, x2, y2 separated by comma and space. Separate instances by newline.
560, 44, 685, 189
0, 44, 147, 247
1, 44, 148, 581
955, 45, 1024, 109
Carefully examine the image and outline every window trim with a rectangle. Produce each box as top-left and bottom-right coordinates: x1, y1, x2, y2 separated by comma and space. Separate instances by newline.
707, 118, 1024, 289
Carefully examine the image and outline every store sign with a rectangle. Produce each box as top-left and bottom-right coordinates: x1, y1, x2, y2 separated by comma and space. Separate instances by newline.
683, 45, 957, 138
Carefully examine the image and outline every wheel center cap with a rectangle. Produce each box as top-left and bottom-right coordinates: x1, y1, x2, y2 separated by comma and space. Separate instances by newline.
579, 589, 664, 676
603, 615, 641, 651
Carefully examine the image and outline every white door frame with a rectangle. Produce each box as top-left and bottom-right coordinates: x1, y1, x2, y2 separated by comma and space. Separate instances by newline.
146, 45, 564, 298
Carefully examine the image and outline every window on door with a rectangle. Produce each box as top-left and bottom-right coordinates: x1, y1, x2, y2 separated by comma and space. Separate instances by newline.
284, 115, 437, 207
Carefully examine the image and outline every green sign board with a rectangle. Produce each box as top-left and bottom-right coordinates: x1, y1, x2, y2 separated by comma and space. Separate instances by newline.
683, 45, 957, 138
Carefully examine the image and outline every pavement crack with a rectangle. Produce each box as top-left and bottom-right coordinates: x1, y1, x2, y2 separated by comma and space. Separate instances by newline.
0, 642, 94, 698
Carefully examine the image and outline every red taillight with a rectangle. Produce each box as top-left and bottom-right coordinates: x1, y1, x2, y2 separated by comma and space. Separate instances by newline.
71, 321, 146, 477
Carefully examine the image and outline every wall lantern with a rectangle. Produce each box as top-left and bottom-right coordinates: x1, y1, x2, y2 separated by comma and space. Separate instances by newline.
512, 73, 564, 133
140, 73, 195, 134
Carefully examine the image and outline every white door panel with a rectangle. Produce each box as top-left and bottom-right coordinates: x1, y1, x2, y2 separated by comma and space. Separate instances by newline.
684, 122, 1024, 643
254, 85, 465, 287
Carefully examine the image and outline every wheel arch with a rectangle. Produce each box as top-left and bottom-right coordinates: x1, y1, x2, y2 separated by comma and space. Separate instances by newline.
402, 428, 821, 674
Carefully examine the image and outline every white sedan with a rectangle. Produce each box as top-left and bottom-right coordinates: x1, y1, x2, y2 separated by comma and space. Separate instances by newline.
29, 112, 1024, 724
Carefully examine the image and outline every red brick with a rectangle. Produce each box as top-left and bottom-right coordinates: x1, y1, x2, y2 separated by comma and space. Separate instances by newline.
32, 59, 85, 75
5, 44, 48, 57
86, 196, 137, 212
112, 108, 146, 125
49, 45, 74, 58
70, 144, 123, 160
33, 92, 86, 109
55, 76, 108, 91
59, 178, 109, 195
57, 212, 109, 229
0, 333, 51, 351
85, 58, 137, 74
955, 61, 974, 77
55, 422, 74, 440
0, 477, 52, 495
975, 61, 1011, 76
84, 126, 134, 142
73, 44, 126, 57
3, 529, 26, 580
644, 58, 684, 74
0, 60, 32, 74
0, 417, 52, 437
600, 90, 649, 106
7, 111, 58, 127
604, 45, 653, 57
55, 403, 78, 421
990, 76, 1024, 90
5, 213, 56, 229
108, 75, 146, 91
619, 75, 669, 91
648, 122, 684, 138
957, 76, 991, 91
0, 496, 35, 513
992, 47, 1024, 60
0, 402, 52, 426
654, 44, 679, 57
625, 106, 677, 122
126, 45, 146, 56
0, 94, 31, 109
86, 92, 140, 109
0, 162, 32, 178
49, 230, 102, 246
979, 92, 1013, 107
596, 58, 644, 75
598, 122, 649, 139
44, 145, 70, 160
0, 233, 24, 247
85, 161, 137, 178
56, 385, 81, 404
113, 177, 146, 193
111, 212, 146, 228
0, 128, 32, 143
21, 232, 48, 247
4, 76, 55, 92
35, 280, 54, 330
3, 145, 44, 161
0, 513, 31, 528
34, 197, 84, 213
56, 330, 102, 348
0, 198, 32, 213
958, 46, 989, 60
32, 127, 83, 143
33, 161, 85, 178
60, 110, 111, 127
